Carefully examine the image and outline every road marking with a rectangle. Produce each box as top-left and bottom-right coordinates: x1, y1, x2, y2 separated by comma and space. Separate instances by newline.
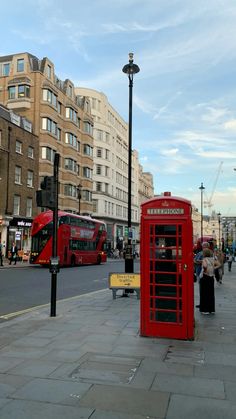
0, 289, 107, 320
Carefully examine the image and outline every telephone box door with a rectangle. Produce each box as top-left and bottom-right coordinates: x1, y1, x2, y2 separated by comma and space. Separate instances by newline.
141, 218, 194, 340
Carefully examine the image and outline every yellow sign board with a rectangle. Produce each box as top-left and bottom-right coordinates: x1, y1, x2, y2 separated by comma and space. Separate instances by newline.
109, 273, 140, 289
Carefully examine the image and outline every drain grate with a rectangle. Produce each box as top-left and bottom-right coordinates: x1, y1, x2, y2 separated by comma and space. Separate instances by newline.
164, 345, 205, 365
69, 353, 142, 384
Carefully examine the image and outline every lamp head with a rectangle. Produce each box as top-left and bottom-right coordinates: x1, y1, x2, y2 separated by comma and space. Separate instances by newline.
122, 53, 140, 76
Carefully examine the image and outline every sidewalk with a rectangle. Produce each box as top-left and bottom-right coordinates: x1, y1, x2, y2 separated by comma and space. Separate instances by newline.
0, 269, 236, 418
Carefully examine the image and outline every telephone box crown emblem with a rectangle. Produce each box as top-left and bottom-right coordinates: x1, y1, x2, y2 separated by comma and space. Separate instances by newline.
161, 200, 169, 207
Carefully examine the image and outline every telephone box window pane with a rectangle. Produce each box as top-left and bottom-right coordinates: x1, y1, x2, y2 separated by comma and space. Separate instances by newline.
155, 311, 177, 322
156, 299, 177, 310
150, 286, 154, 296
154, 273, 177, 285
178, 274, 182, 285
156, 286, 177, 297
155, 237, 177, 247
155, 225, 176, 235
155, 260, 177, 272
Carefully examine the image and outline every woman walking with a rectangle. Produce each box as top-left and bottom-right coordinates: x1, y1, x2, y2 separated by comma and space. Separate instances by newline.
200, 248, 220, 314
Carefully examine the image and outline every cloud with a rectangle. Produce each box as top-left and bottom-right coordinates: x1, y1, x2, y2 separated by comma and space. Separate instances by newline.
224, 120, 236, 131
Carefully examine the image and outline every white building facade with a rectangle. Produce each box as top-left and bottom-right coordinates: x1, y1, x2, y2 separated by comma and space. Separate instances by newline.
75, 87, 141, 251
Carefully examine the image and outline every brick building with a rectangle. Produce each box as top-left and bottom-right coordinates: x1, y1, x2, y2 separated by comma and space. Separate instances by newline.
0, 52, 94, 215
0, 105, 39, 257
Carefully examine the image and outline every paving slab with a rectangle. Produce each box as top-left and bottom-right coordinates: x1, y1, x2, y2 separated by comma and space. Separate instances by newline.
0, 399, 93, 419
12, 377, 91, 406
7, 359, 63, 378
166, 394, 236, 419
151, 372, 225, 399
194, 363, 236, 382
79, 384, 169, 418
90, 409, 158, 419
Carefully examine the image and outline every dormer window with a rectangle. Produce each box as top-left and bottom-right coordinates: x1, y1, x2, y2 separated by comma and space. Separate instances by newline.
17, 58, 24, 72
47, 64, 52, 79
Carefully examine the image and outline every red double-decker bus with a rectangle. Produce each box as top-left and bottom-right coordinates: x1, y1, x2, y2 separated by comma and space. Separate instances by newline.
30, 210, 107, 266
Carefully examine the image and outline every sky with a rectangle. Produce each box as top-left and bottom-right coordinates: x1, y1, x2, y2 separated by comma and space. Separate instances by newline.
1, 0, 236, 215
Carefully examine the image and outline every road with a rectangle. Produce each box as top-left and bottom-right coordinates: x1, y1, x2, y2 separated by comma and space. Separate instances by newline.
0, 259, 140, 319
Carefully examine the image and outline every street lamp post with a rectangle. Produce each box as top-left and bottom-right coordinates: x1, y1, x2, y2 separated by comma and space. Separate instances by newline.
217, 212, 221, 250
122, 53, 140, 273
199, 182, 205, 243
77, 184, 82, 215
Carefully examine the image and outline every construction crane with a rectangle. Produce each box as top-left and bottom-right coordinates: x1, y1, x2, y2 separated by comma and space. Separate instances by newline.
204, 161, 223, 213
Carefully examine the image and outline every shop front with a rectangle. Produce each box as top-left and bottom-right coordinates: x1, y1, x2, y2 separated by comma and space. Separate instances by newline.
7, 217, 32, 261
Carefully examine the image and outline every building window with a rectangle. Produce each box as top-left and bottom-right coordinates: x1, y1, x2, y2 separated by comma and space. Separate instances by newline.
65, 107, 77, 123
18, 84, 30, 98
82, 190, 92, 202
27, 170, 33, 187
68, 85, 73, 97
26, 198, 32, 217
42, 88, 57, 107
42, 117, 58, 136
105, 149, 109, 160
96, 165, 102, 175
97, 148, 102, 158
83, 167, 92, 179
64, 184, 77, 197
105, 183, 109, 194
65, 132, 77, 148
57, 101, 62, 114
57, 128, 61, 141
28, 146, 34, 158
8, 86, 16, 99
92, 200, 98, 213
41, 146, 55, 162
47, 64, 52, 79
17, 58, 24, 72
64, 158, 78, 173
13, 195, 20, 215
96, 182, 102, 192
84, 121, 93, 135
3, 63, 10, 76
83, 144, 93, 156
15, 166, 21, 184
8, 85, 30, 99
15, 140, 22, 154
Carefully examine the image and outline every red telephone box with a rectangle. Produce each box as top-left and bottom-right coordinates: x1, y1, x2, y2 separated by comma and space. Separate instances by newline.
140, 192, 194, 340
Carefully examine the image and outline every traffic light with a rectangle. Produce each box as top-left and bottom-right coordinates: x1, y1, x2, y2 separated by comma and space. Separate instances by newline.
36, 176, 56, 209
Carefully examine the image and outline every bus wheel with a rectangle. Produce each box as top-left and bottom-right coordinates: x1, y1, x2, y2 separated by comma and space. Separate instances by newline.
71, 255, 76, 267
96, 254, 101, 265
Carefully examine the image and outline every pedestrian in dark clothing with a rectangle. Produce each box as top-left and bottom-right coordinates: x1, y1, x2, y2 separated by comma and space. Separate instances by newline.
200, 248, 220, 314
9, 242, 18, 265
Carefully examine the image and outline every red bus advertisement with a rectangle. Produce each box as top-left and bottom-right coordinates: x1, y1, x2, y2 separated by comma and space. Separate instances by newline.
30, 210, 107, 266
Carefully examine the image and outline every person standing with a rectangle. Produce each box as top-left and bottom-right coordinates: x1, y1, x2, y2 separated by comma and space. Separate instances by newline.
214, 249, 224, 284
228, 254, 233, 272
200, 247, 220, 314
0, 240, 4, 266
9, 242, 18, 265
194, 242, 211, 308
